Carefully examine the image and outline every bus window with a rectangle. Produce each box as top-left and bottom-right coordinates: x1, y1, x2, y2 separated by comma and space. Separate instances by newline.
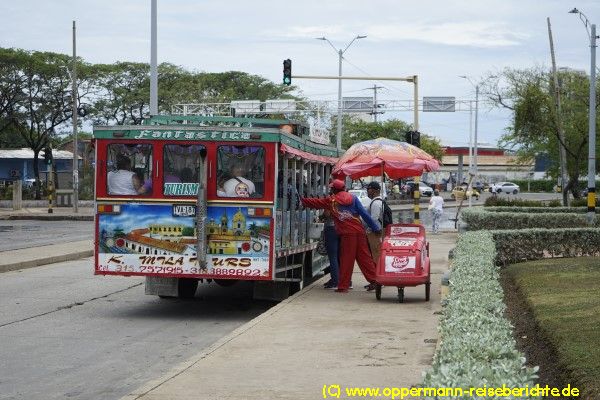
217, 145, 265, 198
106, 144, 153, 196
163, 144, 205, 195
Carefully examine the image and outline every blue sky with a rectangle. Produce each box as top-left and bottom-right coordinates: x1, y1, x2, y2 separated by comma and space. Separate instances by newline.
2, 0, 599, 147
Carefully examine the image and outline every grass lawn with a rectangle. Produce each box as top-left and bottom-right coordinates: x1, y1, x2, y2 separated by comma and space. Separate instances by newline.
506, 257, 600, 398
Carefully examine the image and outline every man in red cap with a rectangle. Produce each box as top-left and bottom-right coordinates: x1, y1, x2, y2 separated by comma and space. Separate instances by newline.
301, 179, 381, 292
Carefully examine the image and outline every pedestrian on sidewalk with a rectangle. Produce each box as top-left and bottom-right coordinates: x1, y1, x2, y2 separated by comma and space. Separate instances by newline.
365, 181, 383, 264
319, 209, 340, 290
301, 179, 381, 293
429, 189, 444, 234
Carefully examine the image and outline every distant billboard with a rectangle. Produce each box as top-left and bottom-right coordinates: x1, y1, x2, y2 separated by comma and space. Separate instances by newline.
423, 97, 456, 112
342, 97, 373, 113
264, 100, 296, 113
230, 100, 261, 114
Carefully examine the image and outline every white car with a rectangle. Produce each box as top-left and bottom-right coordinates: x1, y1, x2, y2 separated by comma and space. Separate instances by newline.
23, 178, 37, 188
349, 189, 371, 207
405, 182, 433, 197
491, 182, 520, 194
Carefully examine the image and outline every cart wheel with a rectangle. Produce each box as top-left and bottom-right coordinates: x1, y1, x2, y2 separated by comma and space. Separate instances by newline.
397, 287, 404, 303
375, 284, 382, 301
425, 282, 431, 302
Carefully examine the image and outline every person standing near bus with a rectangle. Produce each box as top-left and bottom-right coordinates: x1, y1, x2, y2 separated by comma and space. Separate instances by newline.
320, 209, 340, 290
365, 181, 383, 264
301, 179, 381, 293
107, 154, 137, 195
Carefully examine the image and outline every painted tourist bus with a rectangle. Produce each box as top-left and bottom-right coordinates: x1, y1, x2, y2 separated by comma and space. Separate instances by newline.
93, 115, 338, 299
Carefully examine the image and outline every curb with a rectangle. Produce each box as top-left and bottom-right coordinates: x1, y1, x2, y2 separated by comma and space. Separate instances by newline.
0, 249, 93, 273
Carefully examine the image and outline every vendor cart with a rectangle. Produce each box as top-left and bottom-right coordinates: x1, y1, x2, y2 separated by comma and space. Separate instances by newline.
374, 223, 431, 302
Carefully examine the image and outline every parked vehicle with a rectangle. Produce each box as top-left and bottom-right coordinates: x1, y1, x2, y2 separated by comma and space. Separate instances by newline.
450, 186, 480, 200
349, 189, 371, 207
403, 181, 433, 197
472, 181, 485, 192
491, 182, 520, 194
23, 178, 37, 188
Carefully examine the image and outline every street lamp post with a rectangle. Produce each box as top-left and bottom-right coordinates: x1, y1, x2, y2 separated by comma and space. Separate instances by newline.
71, 21, 78, 213
569, 8, 597, 224
460, 76, 480, 205
316, 35, 366, 152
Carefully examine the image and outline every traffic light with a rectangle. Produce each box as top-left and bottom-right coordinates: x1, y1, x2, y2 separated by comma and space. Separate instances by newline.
404, 131, 412, 144
404, 131, 421, 148
283, 59, 292, 85
412, 131, 420, 148
43, 147, 53, 165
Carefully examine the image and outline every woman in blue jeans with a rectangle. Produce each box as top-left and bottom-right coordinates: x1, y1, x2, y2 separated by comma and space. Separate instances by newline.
321, 210, 340, 290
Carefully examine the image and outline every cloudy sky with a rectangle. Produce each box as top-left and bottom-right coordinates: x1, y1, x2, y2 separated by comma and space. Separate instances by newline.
2, 0, 599, 147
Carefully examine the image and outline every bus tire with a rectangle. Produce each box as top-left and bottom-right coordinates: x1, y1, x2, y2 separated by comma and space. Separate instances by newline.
178, 278, 198, 299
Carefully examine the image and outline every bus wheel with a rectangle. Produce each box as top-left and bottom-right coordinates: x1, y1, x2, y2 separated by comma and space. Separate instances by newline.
178, 278, 198, 299
214, 279, 237, 287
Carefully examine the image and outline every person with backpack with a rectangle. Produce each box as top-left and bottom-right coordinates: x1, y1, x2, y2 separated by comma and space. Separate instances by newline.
365, 181, 392, 264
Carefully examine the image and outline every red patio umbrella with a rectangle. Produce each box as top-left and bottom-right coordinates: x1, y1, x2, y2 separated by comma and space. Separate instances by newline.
332, 137, 440, 179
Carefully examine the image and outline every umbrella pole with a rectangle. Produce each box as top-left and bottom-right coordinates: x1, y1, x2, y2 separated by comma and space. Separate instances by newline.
381, 163, 385, 232
413, 175, 420, 224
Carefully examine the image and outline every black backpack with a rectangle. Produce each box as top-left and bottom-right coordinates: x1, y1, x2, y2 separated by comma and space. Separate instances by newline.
370, 198, 393, 228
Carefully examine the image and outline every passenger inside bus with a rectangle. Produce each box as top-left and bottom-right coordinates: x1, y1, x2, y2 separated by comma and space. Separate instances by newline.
132, 169, 152, 195
217, 173, 229, 197
180, 167, 195, 183
107, 154, 137, 195
222, 163, 255, 197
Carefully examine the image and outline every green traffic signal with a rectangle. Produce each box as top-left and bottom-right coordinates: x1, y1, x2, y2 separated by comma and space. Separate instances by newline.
283, 59, 292, 86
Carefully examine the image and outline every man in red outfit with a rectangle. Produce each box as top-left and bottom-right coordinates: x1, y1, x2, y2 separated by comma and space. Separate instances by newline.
301, 179, 382, 293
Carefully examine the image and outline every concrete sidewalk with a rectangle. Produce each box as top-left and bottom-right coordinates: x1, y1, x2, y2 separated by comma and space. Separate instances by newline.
122, 232, 457, 400
0, 206, 94, 220
0, 240, 94, 273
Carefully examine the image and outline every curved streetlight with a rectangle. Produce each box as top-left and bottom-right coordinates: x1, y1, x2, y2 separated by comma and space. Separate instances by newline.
569, 7, 597, 223
316, 35, 367, 151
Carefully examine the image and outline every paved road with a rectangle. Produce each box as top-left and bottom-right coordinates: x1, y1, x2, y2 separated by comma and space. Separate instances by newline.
0, 258, 273, 400
0, 220, 93, 252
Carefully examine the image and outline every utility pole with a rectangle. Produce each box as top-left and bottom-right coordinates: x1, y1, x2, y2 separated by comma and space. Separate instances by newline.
72, 20, 79, 213
337, 48, 343, 151
547, 17, 569, 206
150, 0, 158, 115
370, 85, 384, 122
569, 8, 597, 223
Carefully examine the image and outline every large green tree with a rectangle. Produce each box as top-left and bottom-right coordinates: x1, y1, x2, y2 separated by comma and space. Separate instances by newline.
0, 49, 73, 198
484, 67, 598, 198
0, 48, 29, 148
89, 64, 298, 125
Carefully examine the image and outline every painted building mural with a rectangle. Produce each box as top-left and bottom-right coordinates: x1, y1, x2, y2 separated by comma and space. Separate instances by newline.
97, 203, 272, 278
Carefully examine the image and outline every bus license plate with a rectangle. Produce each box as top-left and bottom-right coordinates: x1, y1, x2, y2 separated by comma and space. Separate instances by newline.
172, 205, 196, 217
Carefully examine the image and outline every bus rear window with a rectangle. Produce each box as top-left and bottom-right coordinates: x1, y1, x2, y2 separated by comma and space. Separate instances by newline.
217, 145, 265, 198
163, 144, 205, 196
106, 144, 153, 196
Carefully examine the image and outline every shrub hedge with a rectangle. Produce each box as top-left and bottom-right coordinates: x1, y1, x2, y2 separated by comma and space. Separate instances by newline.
422, 231, 538, 390
492, 228, 600, 266
461, 207, 599, 230
484, 196, 562, 207
484, 206, 592, 214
